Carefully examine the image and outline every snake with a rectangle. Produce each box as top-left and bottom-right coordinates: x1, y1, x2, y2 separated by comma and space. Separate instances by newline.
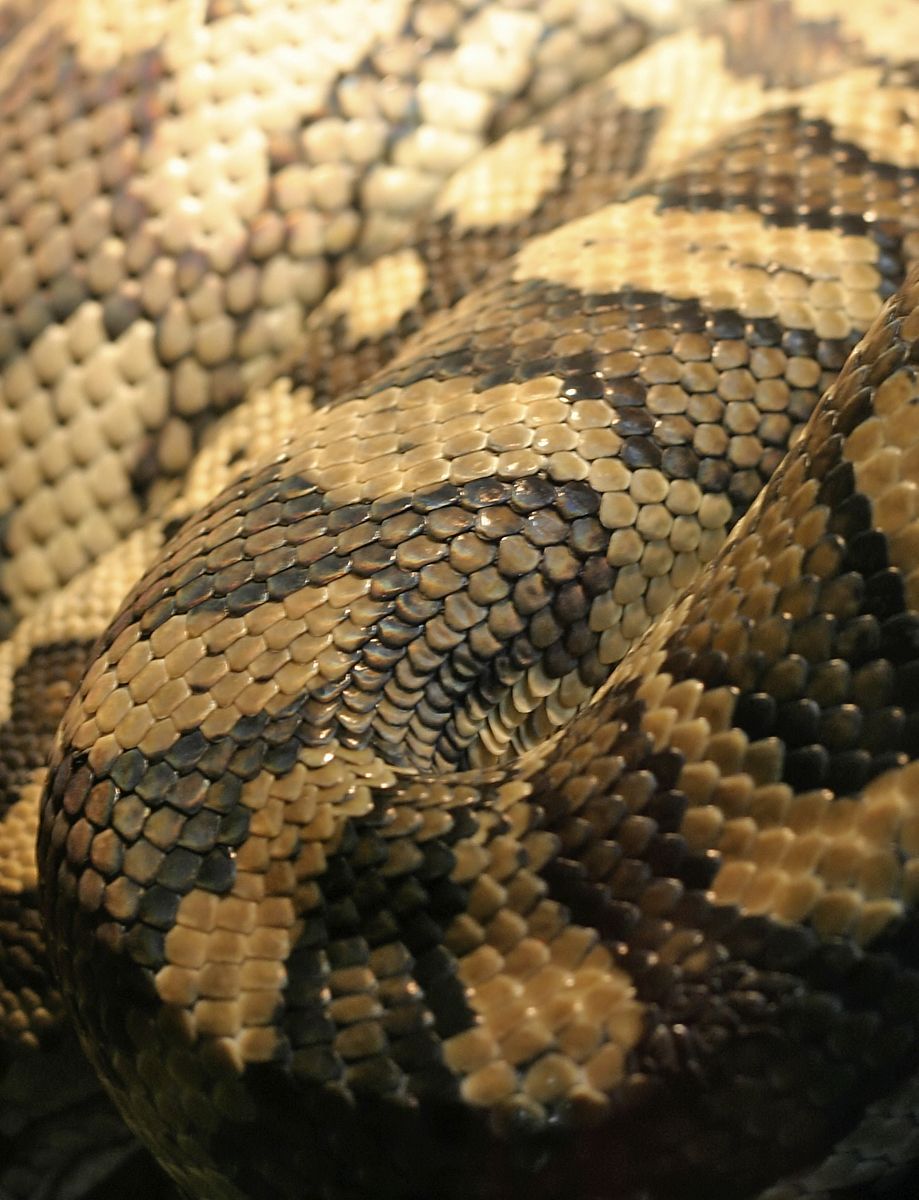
1, 0, 919, 1197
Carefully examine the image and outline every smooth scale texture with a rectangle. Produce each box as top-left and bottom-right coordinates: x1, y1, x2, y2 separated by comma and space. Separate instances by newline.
0, 2, 918, 1199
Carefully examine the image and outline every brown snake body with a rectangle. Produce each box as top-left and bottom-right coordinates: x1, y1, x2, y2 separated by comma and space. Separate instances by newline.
1, 1, 919, 1197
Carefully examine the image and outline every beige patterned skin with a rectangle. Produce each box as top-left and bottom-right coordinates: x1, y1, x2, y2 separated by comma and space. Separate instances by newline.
0, 0, 918, 1197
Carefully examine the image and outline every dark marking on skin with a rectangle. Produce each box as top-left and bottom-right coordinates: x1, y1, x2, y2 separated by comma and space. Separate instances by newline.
290, 104, 666, 409
204, 1, 247, 22
23, 6, 919, 1199
0, 508, 14, 639
289, 2, 916, 414
0, 890, 61, 1043
0, 642, 90, 821
648, 108, 919, 254
160, 516, 187, 543
530, 663, 919, 1189
130, 437, 165, 500
700, 0, 868, 88
349, 280, 841, 525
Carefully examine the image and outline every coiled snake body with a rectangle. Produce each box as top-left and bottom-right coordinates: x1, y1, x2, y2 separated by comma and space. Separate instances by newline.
1, 1, 919, 1197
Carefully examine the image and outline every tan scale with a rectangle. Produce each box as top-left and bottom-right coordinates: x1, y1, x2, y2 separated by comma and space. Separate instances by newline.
443, 849, 643, 1113
159, 349, 747, 771
0, 0, 653, 622
515, 199, 887, 337
157, 744, 398, 1066
0, 769, 45, 895
845, 351, 919, 607
791, 0, 919, 63
0, 523, 158, 726
594, 320, 919, 944
321, 249, 429, 347
434, 127, 567, 233
607, 20, 919, 177
5, 3, 919, 1198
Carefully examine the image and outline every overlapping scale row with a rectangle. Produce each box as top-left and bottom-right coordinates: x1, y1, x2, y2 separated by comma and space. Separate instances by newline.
39, 169, 919, 1200
0, 0, 677, 1055
293, 9, 919, 409
519, 269, 919, 1197
0, 0, 652, 624
14, 2, 919, 1200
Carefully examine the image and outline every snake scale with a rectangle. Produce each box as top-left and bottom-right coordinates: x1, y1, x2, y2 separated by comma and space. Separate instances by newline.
1, 0, 919, 1197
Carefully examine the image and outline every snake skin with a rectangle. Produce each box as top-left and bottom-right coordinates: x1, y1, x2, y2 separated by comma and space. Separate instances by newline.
2, 0, 919, 1197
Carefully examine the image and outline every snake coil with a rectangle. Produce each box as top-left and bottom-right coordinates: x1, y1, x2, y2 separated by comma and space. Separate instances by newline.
0, 1, 918, 1198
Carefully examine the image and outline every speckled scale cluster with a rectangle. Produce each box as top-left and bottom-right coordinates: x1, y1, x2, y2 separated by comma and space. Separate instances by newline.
39, 288, 919, 1196
0, 642, 85, 1044
295, 3, 919, 417
521, 272, 919, 1194
0, 0, 650, 625
8, 2, 919, 1200
364, 275, 819, 518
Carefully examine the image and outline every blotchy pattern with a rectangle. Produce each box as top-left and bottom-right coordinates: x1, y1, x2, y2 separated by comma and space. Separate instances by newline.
0, 0, 661, 627
2, 1, 919, 1198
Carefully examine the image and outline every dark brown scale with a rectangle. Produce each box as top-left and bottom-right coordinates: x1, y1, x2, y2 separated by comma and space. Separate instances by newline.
9, 7, 919, 1200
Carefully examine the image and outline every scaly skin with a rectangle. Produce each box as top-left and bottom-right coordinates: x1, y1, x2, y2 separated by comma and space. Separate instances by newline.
1, 1, 919, 1197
